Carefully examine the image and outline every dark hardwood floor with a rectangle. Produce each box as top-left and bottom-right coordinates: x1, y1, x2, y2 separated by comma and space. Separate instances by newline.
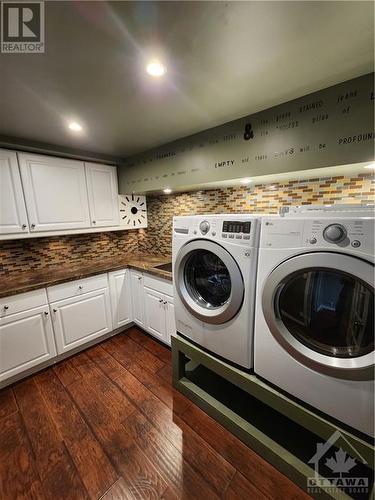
0, 327, 310, 499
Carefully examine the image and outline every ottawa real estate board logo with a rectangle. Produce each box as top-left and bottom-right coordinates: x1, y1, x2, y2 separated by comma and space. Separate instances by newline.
1, 1, 44, 53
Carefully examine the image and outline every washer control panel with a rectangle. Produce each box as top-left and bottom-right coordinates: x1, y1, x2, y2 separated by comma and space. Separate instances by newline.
222, 220, 251, 234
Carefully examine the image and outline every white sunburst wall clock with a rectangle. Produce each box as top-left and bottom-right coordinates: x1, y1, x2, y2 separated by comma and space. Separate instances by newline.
118, 194, 148, 229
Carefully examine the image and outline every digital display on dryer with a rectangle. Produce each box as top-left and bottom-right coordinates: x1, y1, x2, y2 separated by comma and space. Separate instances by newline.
222, 221, 251, 233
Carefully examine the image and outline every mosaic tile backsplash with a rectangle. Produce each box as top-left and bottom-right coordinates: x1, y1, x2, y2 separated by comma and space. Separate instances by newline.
0, 231, 138, 276
1, 172, 373, 276
137, 172, 375, 255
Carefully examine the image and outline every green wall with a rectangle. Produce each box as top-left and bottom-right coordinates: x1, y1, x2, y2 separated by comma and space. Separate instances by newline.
119, 73, 374, 193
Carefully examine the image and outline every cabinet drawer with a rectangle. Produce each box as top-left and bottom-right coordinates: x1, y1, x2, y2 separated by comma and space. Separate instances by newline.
0, 288, 47, 318
143, 273, 173, 297
47, 273, 108, 302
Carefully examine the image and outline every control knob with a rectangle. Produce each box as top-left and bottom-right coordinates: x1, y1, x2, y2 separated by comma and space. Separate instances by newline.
199, 221, 210, 234
323, 224, 347, 244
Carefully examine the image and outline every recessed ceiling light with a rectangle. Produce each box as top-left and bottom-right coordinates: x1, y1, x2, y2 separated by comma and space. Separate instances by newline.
146, 60, 166, 77
163, 188, 172, 194
240, 178, 253, 185
68, 122, 82, 132
363, 164, 375, 170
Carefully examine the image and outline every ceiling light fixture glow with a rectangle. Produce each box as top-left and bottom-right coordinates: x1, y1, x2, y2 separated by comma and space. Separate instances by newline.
68, 122, 83, 132
146, 60, 166, 77
240, 178, 253, 184
363, 164, 375, 170
163, 188, 172, 194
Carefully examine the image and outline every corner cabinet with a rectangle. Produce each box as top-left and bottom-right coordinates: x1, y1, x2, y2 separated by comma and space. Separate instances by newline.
0, 149, 29, 235
109, 269, 132, 329
130, 270, 146, 327
86, 163, 119, 228
18, 152, 91, 232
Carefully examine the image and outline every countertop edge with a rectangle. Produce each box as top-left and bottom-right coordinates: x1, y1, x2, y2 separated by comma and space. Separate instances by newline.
0, 260, 172, 299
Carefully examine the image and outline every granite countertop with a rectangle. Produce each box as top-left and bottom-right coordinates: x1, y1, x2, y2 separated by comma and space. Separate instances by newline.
0, 254, 172, 299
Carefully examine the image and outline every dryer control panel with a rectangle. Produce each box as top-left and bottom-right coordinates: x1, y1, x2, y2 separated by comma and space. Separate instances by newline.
261, 217, 374, 257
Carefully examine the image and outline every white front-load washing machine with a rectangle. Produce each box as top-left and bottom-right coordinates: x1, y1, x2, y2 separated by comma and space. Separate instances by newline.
173, 214, 260, 369
254, 214, 374, 437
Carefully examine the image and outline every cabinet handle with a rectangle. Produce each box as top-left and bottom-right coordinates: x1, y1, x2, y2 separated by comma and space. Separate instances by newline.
79, 285, 83, 290
163, 301, 167, 305
159, 298, 163, 303
3, 305, 9, 310
53, 309, 57, 313
22, 224, 27, 229
44, 311, 49, 316
92, 220, 96, 224
138, 277, 142, 281
31, 223, 35, 229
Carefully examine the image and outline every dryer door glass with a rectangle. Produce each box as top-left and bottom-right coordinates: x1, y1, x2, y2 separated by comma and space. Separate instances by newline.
184, 250, 231, 308
276, 269, 374, 358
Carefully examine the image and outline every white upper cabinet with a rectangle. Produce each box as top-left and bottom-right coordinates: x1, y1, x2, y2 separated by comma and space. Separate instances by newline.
85, 163, 119, 227
18, 152, 91, 232
0, 149, 29, 235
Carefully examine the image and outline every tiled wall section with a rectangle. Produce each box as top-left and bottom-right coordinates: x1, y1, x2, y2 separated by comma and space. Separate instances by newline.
0, 231, 138, 276
138, 173, 375, 255
1, 172, 373, 275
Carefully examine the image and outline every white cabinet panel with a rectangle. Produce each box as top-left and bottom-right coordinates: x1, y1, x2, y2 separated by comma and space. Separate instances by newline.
0, 306, 56, 382
144, 288, 166, 342
130, 270, 145, 327
109, 269, 132, 329
164, 295, 175, 346
85, 163, 119, 228
0, 149, 29, 235
47, 273, 108, 303
18, 152, 90, 232
51, 288, 112, 354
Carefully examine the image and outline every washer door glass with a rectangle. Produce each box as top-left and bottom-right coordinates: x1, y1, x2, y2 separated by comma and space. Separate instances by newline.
276, 269, 374, 358
174, 239, 244, 325
184, 250, 231, 308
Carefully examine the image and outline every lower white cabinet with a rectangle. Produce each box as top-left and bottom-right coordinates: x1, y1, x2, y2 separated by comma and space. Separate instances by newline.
130, 270, 146, 327
0, 291, 56, 383
109, 269, 132, 329
0, 267, 174, 387
164, 294, 176, 346
144, 285, 175, 346
144, 288, 167, 341
51, 288, 112, 354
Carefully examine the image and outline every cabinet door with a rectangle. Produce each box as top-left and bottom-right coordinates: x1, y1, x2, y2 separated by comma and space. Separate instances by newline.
109, 269, 132, 329
85, 163, 119, 227
144, 288, 166, 342
52, 288, 112, 354
130, 271, 145, 327
18, 152, 90, 232
164, 295, 175, 346
0, 306, 56, 383
0, 149, 29, 235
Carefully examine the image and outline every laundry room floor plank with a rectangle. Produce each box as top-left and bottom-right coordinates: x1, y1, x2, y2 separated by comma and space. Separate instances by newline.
0, 326, 310, 499
0, 387, 18, 420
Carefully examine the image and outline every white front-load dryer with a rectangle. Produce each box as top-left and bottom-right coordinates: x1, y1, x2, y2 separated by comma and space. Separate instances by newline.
172, 215, 260, 369
254, 215, 374, 437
